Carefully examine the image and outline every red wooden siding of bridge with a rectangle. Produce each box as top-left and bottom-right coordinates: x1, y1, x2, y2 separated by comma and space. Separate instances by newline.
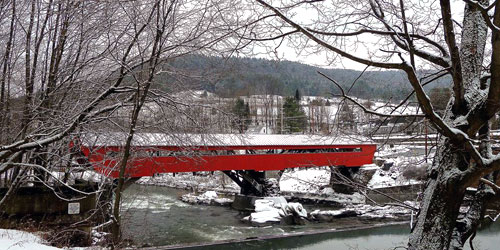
80, 143, 377, 178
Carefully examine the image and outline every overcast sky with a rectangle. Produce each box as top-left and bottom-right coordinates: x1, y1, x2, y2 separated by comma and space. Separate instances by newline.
250, 1, 466, 71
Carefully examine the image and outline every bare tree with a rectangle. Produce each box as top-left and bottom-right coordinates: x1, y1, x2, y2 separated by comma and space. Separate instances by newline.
234, 0, 500, 249
0, 0, 243, 246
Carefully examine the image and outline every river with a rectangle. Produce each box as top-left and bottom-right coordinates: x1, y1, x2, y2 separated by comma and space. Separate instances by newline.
121, 184, 500, 250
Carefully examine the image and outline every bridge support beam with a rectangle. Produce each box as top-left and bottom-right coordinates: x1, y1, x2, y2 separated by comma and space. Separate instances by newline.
222, 170, 279, 197
329, 166, 378, 194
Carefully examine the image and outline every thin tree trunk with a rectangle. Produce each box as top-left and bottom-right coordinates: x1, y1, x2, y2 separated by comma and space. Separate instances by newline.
111, 1, 166, 243
0, 1, 15, 143
22, 1, 36, 137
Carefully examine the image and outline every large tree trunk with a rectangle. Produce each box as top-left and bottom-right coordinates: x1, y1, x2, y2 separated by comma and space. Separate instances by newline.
409, 2, 490, 249
409, 141, 469, 250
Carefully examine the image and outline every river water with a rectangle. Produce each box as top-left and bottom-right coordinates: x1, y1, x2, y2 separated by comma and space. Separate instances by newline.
121, 184, 500, 250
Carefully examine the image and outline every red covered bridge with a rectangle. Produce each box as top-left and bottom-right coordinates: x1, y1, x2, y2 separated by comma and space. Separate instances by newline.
78, 133, 376, 179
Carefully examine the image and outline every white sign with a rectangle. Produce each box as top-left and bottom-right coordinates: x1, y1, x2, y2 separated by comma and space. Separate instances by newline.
68, 202, 80, 215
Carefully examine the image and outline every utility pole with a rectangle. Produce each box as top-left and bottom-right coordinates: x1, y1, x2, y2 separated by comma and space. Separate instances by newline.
425, 119, 428, 163
280, 105, 284, 134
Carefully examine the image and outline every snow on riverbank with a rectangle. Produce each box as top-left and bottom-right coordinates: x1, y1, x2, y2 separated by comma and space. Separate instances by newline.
242, 198, 308, 226
280, 167, 366, 203
280, 168, 330, 193
310, 203, 415, 221
368, 167, 422, 189
0, 229, 60, 250
375, 145, 411, 158
369, 145, 431, 188
180, 191, 233, 206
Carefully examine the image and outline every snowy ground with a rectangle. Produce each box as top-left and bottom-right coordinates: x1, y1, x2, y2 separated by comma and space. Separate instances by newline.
279, 167, 366, 203
369, 144, 432, 188
368, 145, 434, 188
280, 167, 330, 193
0, 229, 60, 250
310, 202, 416, 221
368, 166, 423, 189
180, 190, 233, 206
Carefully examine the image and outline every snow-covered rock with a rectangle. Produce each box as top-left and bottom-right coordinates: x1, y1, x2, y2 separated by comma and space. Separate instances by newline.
246, 199, 283, 226
213, 198, 233, 206
262, 196, 287, 209
310, 203, 414, 222
310, 209, 360, 222
368, 153, 427, 189
280, 202, 309, 225
249, 210, 282, 226
201, 191, 217, 199
283, 202, 307, 218
91, 229, 110, 246
320, 187, 335, 196
246, 198, 308, 226
254, 199, 275, 212
180, 191, 233, 206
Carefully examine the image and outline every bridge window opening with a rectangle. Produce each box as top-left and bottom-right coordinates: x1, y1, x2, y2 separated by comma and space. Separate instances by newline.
283, 148, 363, 154
106, 151, 118, 158
134, 151, 155, 158
118, 146, 364, 160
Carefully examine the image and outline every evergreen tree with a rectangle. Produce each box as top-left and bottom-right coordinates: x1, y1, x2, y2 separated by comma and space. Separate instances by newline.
232, 98, 250, 133
281, 96, 307, 133
294, 89, 301, 101
245, 102, 250, 121
339, 103, 355, 130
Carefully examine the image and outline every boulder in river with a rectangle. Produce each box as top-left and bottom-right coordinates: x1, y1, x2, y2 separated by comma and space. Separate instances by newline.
280, 202, 308, 225
243, 198, 308, 226
309, 203, 413, 222
310, 209, 360, 222
382, 160, 394, 171
180, 191, 233, 206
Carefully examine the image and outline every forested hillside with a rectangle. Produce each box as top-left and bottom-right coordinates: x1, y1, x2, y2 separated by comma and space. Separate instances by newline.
153, 55, 451, 100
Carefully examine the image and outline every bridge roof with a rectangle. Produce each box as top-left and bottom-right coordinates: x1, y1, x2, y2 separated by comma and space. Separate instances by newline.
81, 133, 374, 148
